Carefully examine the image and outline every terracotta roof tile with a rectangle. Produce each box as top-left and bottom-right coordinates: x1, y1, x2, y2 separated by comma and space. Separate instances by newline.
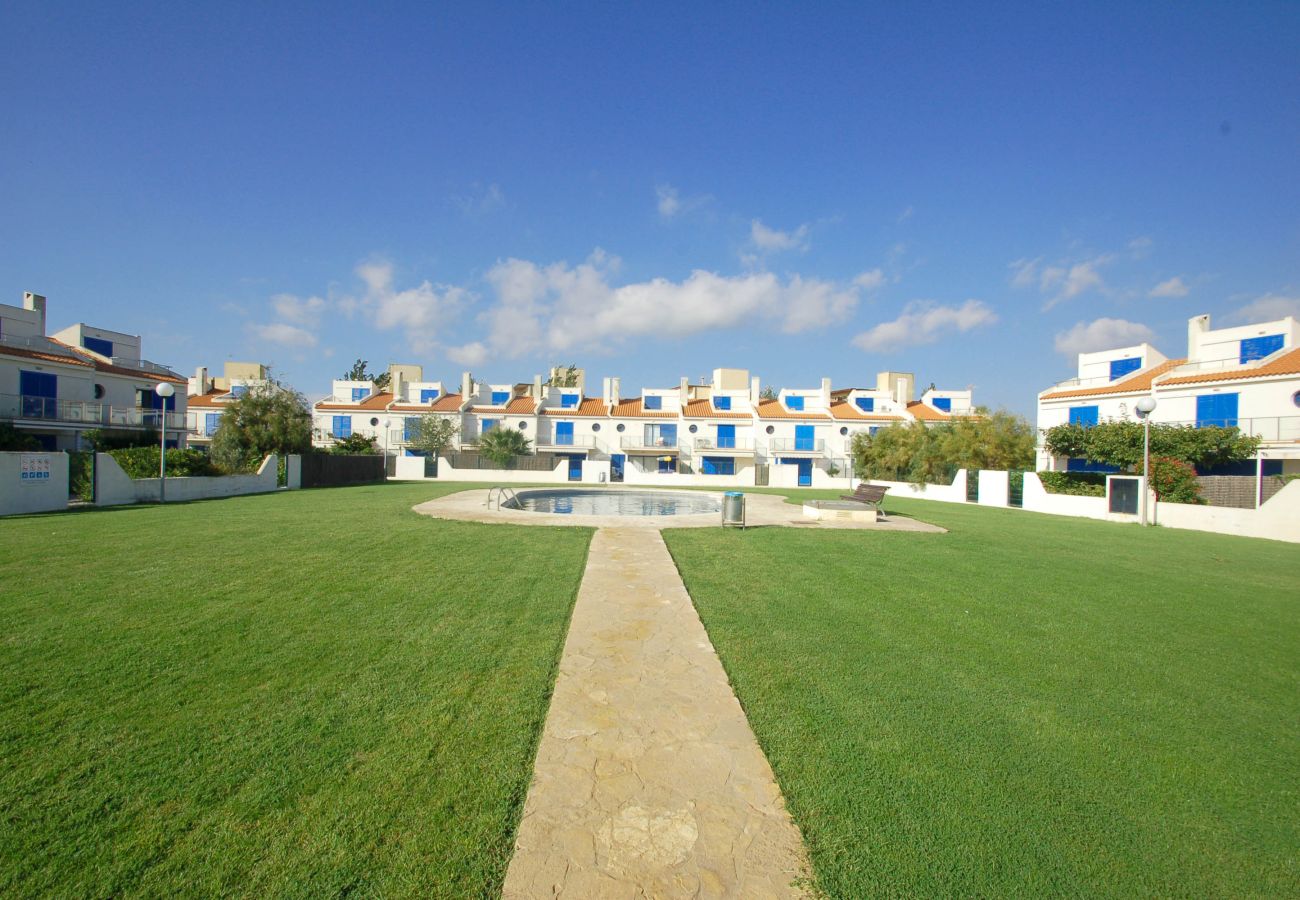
186, 388, 229, 408
1158, 348, 1300, 386
682, 398, 752, 419
50, 339, 187, 383
1040, 358, 1188, 400
906, 401, 950, 421
829, 400, 902, 422
505, 396, 536, 414
755, 399, 831, 420
315, 391, 394, 412
0, 343, 94, 368
430, 393, 463, 412
609, 398, 677, 419
541, 396, 607, 416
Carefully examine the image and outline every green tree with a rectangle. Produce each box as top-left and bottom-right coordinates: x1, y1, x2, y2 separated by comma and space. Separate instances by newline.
851, 410, 1036, 486
760, 385, 777, 401
342, 358, 390, 390
210, 380, 312, 471
407, 415, 459, 460
0, 422, 40, 451
1042, 421, 1260, 472
545, 364, 580, 387
939, 409, 1036, 471
330, 433, 380, 455
478, 427, 531, 466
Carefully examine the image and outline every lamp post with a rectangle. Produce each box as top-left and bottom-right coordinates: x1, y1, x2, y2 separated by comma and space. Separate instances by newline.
1135, 396, 1157, 526
155, 382, 175, 503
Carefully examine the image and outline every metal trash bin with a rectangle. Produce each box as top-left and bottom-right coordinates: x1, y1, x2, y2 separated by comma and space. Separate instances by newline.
722, 491, 746, 528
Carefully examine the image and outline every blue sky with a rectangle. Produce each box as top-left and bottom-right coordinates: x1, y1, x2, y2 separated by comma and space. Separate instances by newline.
2, 1, 1297, 413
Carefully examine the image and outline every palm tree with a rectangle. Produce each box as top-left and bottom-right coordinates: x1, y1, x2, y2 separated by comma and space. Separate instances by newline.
478, 427, 531, 467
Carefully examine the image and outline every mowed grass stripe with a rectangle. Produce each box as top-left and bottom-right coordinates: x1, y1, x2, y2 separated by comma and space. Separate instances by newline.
664, 494, 1299, 898
0, 482, 592, 898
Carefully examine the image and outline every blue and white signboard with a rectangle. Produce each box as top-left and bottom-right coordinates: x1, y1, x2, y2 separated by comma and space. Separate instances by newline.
20, 454, 51, 484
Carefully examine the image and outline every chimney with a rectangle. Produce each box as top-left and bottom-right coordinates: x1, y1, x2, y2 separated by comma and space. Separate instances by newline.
1187, 314, 1211, 360
191, 366, 209, 396
22, 292, 47, 334
679, 376, 690, 405
391, 370, 405, 402
610, 376, 621, 407
751, 376, 761, 405
461, 371, 472, 399
820, 377, 832, 408
601, 377, 611, 405
533, 374, 543, 402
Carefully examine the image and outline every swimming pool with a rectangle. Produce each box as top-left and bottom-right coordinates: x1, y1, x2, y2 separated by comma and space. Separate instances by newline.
505, 489, 722, 517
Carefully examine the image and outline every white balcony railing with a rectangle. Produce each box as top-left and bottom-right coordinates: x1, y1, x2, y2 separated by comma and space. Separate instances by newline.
537, 435, 596, 449
692, 437, 755, 452
767, 438, 826, 453
620, 435, 680, 450
0, 393, 185, 430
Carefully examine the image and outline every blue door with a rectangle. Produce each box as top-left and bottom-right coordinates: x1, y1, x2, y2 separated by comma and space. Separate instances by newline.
611, 453, 625, 482
797, 459, 812, 487
567, 455, 583, 480
794, 425, 814, 451
716, 424, 735, 449
556, 422, 575, 445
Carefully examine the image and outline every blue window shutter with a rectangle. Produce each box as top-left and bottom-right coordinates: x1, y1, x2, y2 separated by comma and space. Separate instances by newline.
661, 424, 677, 444
561, 393, 579, 408
556, 422, 574, 444
1240, 334, 1284, 363
643, 395, 662, 410
205, 413, 221, 435
491, 390, 509, 405
786, 396, 804, 411
420, 389, 439, 402
1068, 406, 1099, 427
716, 424, 735, 448
83, 336, 113, 356
855, 397, 874, 412
351, 387, 369, 402
481, 418, 498, 434
932, 397, 952, 412
1196, 393, 1238, 428
333, 415, 351, 438
795, 425, 814, 450
404, 417, 418, 441
1109, 358, 1142, 380
714, 396, 731, 410
869, 426, 880, 436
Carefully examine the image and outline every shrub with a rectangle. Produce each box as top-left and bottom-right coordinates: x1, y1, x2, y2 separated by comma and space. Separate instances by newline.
0, 422, 40, 451
330, 433, 380, 455
1149, 456, 1203, 505
1037, 471, 1106, 497
83, 428, 159, 451
109, 446, 221, 479
68, 451, 95, 501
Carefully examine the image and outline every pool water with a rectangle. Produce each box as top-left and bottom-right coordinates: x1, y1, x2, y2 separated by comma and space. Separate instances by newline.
506, 489, 722, 517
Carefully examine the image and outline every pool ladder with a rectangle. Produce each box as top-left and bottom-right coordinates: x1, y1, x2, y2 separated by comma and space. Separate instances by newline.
488, 486, 518, 510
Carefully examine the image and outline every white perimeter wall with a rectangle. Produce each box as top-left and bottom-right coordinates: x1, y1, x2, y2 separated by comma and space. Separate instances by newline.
867, 469, 968, 504
1154, 479, 1300, 542
0, 451, 69, 515
94, 453, 280, 505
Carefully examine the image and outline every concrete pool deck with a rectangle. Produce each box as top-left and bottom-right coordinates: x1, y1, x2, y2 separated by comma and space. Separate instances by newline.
412, 486, 946, 533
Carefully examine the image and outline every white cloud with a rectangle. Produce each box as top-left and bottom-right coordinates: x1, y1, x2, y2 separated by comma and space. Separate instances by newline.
247, 322, 318, 349
656, 184, 680, 218
851, 300, 997, 352
270, 293, 327, 326
1010, 253, 1113, 309
454, 182, 506, 217
1053, 318, 1155, 358
853, 269, 886, 291
446, 341, 489, 367
1128, 236, 1153, 258
1148, 276, 1189, 298
1230, 292, 1300, 323
897, 205, 914, 223
462, 250, 872, 361
352, 260, 470, 353
749, 219, 810, 253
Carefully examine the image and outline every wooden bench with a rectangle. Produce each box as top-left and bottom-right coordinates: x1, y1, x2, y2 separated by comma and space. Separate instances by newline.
840, 483, 890, 520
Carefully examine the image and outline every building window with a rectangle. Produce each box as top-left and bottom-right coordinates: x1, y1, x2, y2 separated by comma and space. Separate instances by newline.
932, 397, 952, 412
591, 423, 601, 432
1068, 406, 1099, 427
83, 336, 113, 356
404, 417, 419, 442
332, 415, 352, 438
616, 423, 625, 432
19, 370, 57, 418
205, 413, 221, 436
1293, 390, 1300, 408
785, 396, 804, 411
839, 426, 849, 436
701, 456, 735, 476
351, 387, 369, 402
645, 424, 677, 447
765, 425, 775, 434
561, 393, 579, 408
1195, 393, 1238, 428
1240, 334, 1284, 363
643, 395, 662, 410
491, 390, 509, 405
480, 419, 499, 435
1109, 358, 1142, 380
869, 426, 880, 436
556, 422, 575, 445
714, 396, 732, 410
93, 384, 105, 399
420, 389, 440, 402
518, 421, 528, 430
855, 397, 874, 412
231, 385, 249, 398
688, 424, 698, 434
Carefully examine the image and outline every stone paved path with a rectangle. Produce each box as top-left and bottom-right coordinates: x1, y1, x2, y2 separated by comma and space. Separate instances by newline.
502, 528, 811, 899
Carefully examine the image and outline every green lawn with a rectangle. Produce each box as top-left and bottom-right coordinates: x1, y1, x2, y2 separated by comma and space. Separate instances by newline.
664, 494, 1300, 898
0, 483, 592, 898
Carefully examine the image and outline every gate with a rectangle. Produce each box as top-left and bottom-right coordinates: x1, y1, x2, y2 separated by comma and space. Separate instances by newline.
966, 469, 980, 503
754, 463, 769, 486
1008, 470, 1024, 508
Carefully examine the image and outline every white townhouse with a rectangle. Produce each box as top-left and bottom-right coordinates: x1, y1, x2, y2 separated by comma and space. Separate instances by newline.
0, 291, 188, 450
186, 361, 273, 446
309, 361, 976, 486
1037, 312, 1300, 476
